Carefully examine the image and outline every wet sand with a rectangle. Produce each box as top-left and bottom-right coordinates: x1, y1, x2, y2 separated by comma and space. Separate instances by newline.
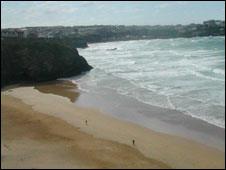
34, 80, 80, 103
2, 95, 167, 169
1, 81, 225, 169
74, 85, 225, 151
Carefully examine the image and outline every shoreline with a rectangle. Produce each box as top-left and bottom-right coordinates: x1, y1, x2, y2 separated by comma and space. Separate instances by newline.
1, 81, 225, 168
80, 35, 225, 47
66, 77, 225, 151
76, 36, 225, 134
2, 95, 168, 169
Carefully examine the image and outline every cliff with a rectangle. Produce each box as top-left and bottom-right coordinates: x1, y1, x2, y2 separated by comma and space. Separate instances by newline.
1, 39, 92, 87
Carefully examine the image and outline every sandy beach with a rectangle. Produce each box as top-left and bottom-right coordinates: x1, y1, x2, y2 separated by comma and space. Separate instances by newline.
1, 81, 225, 169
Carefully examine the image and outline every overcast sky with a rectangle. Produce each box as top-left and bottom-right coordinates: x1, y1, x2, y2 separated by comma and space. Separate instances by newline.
1, 1, 225, 28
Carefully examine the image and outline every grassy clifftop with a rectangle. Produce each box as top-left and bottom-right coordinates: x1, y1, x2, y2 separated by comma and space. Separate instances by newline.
1, 38, 92, 87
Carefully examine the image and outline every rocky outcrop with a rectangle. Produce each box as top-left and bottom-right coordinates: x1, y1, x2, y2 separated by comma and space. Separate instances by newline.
1, 38, 92, 87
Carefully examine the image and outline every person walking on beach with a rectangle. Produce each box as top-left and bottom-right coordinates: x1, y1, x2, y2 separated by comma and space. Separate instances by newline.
85, 120, 88, 125
132, 139, 135, 146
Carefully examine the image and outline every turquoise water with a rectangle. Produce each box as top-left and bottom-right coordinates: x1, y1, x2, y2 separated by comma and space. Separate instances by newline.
77, 36, 225, 128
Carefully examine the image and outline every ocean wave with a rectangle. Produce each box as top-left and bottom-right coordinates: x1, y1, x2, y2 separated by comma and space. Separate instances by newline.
167, 95, 176, 109
189, 70, 224, 82
178, 109, 225, 128
116, 87, 224, 128
213, 68, 225, 76
78, 36, 225, 129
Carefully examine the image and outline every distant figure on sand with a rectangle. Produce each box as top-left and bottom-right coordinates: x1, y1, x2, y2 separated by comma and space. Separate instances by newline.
85, 120, 88, 125
132, 139, 135, 145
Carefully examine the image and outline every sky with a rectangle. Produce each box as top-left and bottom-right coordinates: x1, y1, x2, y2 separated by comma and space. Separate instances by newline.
1, 1, 225, 28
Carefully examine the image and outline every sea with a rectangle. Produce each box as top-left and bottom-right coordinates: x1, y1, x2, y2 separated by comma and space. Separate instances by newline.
74, 36, 225, 129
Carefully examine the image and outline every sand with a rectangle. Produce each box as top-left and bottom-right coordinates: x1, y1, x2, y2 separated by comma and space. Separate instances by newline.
1, 81, 225, 169
2, 95, 168, 169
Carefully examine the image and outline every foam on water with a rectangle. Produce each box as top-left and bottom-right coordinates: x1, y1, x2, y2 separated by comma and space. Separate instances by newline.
213, 68, 225, 76
77, 36, 225, 128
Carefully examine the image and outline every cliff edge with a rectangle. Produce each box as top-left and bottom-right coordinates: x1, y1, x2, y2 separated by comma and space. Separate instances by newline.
1, 38, 93, 87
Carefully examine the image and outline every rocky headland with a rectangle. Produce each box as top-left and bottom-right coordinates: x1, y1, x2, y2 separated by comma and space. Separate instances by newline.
1, 38, 92, 87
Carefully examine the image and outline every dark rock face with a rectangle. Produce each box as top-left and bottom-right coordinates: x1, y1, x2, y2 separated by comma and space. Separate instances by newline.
1, 39, 92, 87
